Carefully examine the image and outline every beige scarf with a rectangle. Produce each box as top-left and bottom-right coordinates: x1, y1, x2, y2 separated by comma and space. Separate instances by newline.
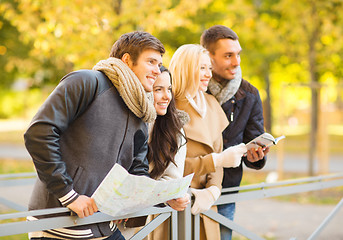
93, 57, 156, 123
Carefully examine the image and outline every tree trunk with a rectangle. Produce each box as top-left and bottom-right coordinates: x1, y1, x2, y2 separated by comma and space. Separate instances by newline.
263, 72, 272, 134
308, 2, 321, 176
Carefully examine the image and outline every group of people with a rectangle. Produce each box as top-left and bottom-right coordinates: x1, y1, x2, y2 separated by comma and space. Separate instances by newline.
24, 25, 269, 240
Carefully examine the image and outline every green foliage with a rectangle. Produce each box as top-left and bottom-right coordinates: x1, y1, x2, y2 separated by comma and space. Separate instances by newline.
2, 0, 343, 86
0, 1, 31, 89
0, 89, 45, 119
0, 0, 343, 132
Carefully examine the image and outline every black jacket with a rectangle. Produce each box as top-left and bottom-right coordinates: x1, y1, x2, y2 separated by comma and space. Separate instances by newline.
210, 79, 266, 190
24, 70, 149, 239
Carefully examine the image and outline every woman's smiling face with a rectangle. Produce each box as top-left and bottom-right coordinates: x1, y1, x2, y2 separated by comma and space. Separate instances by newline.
198, 53, 212, 92
153, 71, 172, 116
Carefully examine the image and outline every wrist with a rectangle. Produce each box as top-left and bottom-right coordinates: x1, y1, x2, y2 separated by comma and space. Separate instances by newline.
207, 186, 221, 202
59, 189, 79, 207
212, 153, 220, 168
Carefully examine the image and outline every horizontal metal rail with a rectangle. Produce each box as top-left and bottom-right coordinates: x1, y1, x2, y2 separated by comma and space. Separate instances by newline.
221, 172, 343, 194
217, 172, 343, 205
1, 172, 342, 239
0, 204, 176, 237
205, 172, 343, 240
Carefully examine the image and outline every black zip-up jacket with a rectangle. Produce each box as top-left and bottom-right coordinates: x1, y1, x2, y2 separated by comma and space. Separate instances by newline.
209, 79, 266, 191
24, 70, 149, 239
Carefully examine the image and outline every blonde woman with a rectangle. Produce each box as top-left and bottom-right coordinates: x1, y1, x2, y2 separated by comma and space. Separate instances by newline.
169, 44, 246, 240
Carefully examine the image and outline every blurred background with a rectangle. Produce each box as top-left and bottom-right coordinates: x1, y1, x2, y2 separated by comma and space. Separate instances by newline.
1, 0, 342, 175
0, 0, 342, 238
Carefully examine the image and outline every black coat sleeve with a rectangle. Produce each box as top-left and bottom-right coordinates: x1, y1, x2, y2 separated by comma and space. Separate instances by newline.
24, 71, 100, 198
128, 128, 150, 177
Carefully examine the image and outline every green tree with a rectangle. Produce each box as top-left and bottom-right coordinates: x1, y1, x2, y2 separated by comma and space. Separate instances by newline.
0, 1, 31, 89
274, 0, 343, 174
1, 0, 207, 87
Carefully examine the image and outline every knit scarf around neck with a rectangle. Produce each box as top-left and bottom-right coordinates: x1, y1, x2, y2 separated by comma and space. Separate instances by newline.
93, 57, 156, 123
207, 66, 242, 105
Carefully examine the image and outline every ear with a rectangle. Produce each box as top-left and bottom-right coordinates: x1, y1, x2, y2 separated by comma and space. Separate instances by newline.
121, 53, 133, 69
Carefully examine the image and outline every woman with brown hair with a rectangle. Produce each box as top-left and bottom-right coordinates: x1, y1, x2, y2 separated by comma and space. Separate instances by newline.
119, 66, 190, 239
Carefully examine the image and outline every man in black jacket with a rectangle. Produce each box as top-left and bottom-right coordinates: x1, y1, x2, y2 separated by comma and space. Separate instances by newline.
201, 25, 269, 240
24, 31, 164, 240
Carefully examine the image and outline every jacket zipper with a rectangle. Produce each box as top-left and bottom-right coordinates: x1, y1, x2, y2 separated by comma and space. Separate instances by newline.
230, 99, 235, 122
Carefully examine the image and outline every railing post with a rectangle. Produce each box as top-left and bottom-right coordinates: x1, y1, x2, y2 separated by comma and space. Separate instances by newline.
178, 203, 192, 240
193, 213, 200, 240
171, 210, 178, 240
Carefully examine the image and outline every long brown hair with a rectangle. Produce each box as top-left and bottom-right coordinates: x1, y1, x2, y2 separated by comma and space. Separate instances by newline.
148, 66, 185, 179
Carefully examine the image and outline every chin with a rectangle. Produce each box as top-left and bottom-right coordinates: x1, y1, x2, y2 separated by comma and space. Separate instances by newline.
226, 74, 235, 80
157, 110, 167, 116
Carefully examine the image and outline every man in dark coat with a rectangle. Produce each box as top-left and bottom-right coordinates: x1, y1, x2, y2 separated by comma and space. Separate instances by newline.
201, 25, 269, 240
24, 31, 164, 240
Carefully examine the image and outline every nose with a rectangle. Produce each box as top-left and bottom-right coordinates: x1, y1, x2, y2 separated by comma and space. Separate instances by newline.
162, 90, 172, 101
231, 56, 240, 67
205, 68, 212, 78
153, 65, 161, 75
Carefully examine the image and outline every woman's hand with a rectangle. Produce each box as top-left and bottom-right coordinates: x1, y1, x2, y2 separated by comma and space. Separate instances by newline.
166, 193, 191, 211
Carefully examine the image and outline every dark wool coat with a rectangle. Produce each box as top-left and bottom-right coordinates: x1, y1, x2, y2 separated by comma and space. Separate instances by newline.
212, 79, 266, 190
25, 70, 149, 239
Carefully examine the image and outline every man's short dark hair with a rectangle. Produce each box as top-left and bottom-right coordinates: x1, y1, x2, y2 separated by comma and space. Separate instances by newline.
110, 31, 165, 64
200, 25, 239, 54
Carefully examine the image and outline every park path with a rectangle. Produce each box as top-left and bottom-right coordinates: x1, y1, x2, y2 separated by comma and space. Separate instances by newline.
234, 198, 343, 240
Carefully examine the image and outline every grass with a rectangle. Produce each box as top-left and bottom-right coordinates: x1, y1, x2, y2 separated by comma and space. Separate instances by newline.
274, 133, 343, 153
241, 170, 343, 205
0, 130, 25, 145
0, 158, 35, 174
0, 234, 27, 240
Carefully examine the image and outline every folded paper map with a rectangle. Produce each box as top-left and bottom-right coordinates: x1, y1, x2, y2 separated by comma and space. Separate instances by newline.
91, 164, 194, 217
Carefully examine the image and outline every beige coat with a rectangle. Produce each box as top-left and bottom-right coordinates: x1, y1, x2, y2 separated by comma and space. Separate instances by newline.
177, 93, 229, 240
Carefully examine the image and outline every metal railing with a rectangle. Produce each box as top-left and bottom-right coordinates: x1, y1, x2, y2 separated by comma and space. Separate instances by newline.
1, 172, 343, 239
204, 172, 343, 240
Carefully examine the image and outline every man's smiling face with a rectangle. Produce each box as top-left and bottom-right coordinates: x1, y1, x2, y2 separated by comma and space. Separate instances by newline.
210, 39, 242, 81
129, 49, 163, 92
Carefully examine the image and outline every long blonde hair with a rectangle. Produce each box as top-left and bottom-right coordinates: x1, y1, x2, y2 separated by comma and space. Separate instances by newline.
169, 44, 209, 100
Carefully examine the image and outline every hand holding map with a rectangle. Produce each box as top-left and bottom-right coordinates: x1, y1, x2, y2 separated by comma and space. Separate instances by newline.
91, 164, 193, 217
